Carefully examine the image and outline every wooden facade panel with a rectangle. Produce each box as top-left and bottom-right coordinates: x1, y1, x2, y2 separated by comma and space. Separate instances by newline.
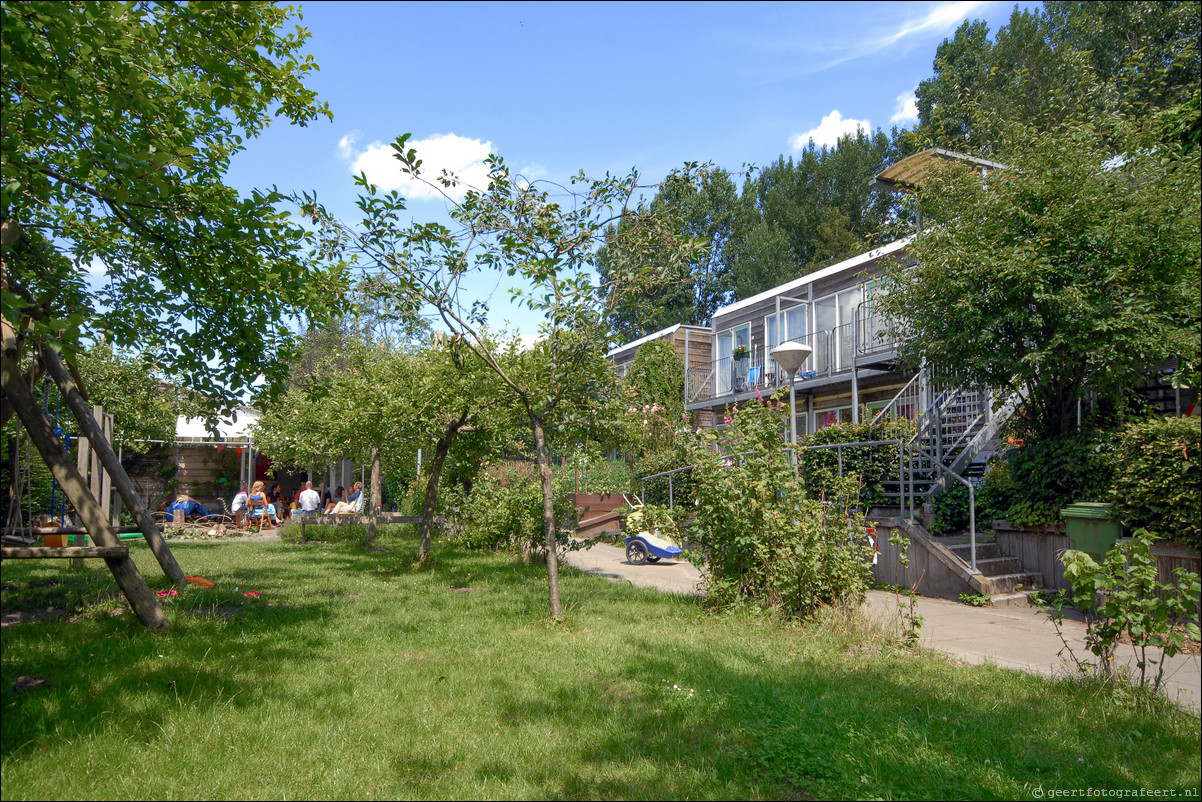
609, 326, 712, 375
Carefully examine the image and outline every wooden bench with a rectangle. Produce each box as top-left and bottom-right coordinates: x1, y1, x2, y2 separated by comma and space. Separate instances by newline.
2, 546, 130, 560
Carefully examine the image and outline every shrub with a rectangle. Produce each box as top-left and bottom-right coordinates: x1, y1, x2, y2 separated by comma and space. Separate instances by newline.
451, 464, 577, 553
932, 483, 970, 534
636, 446, 697, 509
1108, 416, 1201, 552
688, 396, 875, 621
797, 417, 911, 509
573, 457, 631, 495
1005, 430, 1115, 526
976, 458, 1014, 525
1035, 531, 1201, 691
621, 503, 681, 543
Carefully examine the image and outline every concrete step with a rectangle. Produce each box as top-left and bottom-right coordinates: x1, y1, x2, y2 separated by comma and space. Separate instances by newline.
977, 571, 1041, 596
986, 589, 1041, 608
972, 556, 1023, 576
945, 541, 1002, 561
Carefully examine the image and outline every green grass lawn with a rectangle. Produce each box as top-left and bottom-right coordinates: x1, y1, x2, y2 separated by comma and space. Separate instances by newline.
2, 528, 1199, 800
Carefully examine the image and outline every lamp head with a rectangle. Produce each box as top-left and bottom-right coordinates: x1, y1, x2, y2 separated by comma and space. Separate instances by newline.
770, 341, 813, 375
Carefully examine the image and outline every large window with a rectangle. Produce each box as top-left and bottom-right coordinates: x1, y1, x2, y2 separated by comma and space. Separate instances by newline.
715, 324, 749, 395
766, 304, 808, 375
813, 285, 866, 372
814, 406, 853, 430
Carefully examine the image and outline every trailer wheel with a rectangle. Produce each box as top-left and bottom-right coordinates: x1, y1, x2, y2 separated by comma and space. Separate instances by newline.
626, 539, 649, 565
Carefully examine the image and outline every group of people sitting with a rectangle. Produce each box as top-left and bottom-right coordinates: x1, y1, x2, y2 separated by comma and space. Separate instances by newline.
230, 479, 366, 526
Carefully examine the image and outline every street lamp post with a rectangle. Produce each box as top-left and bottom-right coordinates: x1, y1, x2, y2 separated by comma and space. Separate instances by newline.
770, 341, 813, 467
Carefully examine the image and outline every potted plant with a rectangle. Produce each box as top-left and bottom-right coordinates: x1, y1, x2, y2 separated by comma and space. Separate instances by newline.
732, 345, 749, 361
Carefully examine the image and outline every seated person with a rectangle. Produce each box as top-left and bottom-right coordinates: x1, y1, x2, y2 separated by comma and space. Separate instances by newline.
247, 480, 278, 525
268, 482, 288, 521
231, 485, 248, 515
348, 481, 366, 513
325, 485, 355, 515
297, 480, 321, 514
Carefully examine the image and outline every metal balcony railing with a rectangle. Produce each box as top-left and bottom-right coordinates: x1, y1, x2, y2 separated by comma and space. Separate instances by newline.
684, 309, 904, 405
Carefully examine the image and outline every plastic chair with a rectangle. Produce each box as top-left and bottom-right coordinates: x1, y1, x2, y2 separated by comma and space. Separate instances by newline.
246, 495, 274, 530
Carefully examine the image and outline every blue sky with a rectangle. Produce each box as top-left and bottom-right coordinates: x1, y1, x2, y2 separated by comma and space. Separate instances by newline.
225, 0, 1039, 337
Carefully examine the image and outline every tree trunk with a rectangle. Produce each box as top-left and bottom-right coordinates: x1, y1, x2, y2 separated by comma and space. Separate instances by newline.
419, 415, 465, 564
365, 446, 380, 544
1, 351, 170, 630
529, 412, 562, 619
39, 344, 186, 585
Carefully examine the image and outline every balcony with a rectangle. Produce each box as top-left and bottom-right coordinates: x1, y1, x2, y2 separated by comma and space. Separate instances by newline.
687, 310, 899, 405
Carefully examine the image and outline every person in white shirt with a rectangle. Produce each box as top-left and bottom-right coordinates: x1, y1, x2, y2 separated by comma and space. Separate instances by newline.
350, 481, 366, 513
231, 484, 248, 514
297, 480, 320, 513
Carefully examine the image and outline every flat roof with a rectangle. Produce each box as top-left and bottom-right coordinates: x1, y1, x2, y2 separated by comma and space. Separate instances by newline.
712, 237, 911, 320
176, 406, 259, 440
607, 323, 710, 358
870, 148, 1006, 192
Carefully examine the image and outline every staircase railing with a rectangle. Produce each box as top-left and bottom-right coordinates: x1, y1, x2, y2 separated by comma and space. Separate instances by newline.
870, 371, 922, 426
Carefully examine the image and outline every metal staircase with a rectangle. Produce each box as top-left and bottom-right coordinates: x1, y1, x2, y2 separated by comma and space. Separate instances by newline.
871, 368, 1023, 510
867, 368, 1026, 598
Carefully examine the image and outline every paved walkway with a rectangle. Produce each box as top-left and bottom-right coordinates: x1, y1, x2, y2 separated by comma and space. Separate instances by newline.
562, 540, 1201, 711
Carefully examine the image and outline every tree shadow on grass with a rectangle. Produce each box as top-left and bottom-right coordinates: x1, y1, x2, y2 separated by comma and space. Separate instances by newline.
0, 535, 561, 764
483, 632, 1199, 799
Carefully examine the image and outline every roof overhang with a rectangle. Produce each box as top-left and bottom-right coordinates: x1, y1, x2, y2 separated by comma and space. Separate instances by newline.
176, 406, 259, 440
870, 148, 1007, 192
607, 323, 710, 359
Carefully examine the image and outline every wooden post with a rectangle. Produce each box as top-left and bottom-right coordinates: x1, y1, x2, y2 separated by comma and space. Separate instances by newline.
1, 351, 170, 630
37, 344, 186, 586
107, 415, 121, 528
73, 423, 91, 566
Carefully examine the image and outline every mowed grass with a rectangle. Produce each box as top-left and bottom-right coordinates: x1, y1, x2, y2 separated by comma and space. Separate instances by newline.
2, 528, 1199, 800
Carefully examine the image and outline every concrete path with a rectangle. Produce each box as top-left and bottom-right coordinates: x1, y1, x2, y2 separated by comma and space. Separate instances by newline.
863, 590, 1201, 711
563, 540, 703, 595
561, 541, 1201, 711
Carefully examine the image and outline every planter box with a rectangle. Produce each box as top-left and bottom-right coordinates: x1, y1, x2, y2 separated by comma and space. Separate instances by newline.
994, 520, 1200, 593
1149, 540, 1202, 588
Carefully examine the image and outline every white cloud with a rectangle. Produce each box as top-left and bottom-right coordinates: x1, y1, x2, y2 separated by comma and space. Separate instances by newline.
876, 1, 990, 50
812, 1, 991, 71
789, 110, 871, 151
891, 92, 919, 125
516, 162, 549, 184
347, 133, 494, 201
85, 257, 106, 275
337, 131, 360, 160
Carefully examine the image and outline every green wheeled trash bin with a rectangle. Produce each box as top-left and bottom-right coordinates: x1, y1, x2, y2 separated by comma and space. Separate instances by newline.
1059, 502, 1123, 563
